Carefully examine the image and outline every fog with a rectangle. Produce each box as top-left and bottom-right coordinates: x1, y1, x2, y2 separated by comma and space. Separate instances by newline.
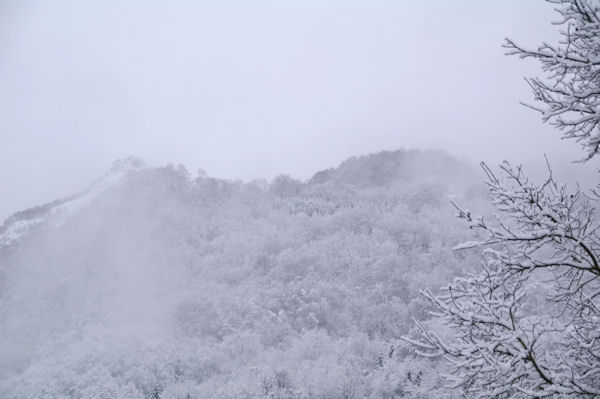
0, 149, 489, 398
2, 2, 600, 398
0, 0, 593, 222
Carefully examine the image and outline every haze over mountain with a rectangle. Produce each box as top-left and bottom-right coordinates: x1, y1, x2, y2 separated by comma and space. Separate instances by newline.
0, 149, 487, 399
0, 0, 589, 226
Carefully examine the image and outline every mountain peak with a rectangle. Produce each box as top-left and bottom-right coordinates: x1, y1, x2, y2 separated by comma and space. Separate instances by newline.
108, 156, 145, 174
0, 157, 146, 249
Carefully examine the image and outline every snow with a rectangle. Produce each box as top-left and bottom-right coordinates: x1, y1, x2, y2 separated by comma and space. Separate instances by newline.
0, 157, 144, 250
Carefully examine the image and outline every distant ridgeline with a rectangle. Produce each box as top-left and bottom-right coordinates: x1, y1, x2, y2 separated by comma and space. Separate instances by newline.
0, 149, 486, 399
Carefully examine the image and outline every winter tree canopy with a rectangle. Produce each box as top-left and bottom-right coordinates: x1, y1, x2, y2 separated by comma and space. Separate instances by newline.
405, 1, 600, 397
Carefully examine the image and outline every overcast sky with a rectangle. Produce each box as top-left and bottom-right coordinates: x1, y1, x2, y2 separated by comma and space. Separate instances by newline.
0, 0, 596, 221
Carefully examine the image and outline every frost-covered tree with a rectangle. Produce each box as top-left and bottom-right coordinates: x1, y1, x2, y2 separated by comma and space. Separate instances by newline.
0, 149, 483, 398
149, 385, 162, 399
404, 1, 600, 397
505, 0, 600, 160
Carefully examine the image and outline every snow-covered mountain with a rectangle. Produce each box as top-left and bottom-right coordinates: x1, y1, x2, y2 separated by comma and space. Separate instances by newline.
0, 157, 145, 250
0, 150, 486, 399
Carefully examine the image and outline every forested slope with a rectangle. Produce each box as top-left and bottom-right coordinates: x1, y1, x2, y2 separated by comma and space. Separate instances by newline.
0, 149, 486, 399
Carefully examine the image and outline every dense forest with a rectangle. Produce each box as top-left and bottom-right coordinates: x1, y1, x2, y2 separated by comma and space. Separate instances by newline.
0, 150, 488, 398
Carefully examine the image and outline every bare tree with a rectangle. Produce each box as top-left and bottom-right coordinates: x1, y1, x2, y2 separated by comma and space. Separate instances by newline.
404, 1, 600, 397
505, 0, 600, 160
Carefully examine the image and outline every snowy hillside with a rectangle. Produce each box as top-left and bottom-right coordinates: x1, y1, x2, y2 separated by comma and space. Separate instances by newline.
0, 157, 145, 250
0, 150, 486, 399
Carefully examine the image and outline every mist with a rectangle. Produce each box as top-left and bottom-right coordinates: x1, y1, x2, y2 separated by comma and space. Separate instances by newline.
2, 1, 600, 398
1, 0, 595, 222
0, 150, 488, 398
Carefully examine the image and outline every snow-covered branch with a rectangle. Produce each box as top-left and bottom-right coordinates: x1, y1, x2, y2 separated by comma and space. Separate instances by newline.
504, 0, 600, 160
405, 3, 600, 395
406, 160, 600, 397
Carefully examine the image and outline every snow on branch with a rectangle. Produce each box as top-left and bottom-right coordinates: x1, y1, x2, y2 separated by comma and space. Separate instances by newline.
504, 0, 600, 160
404, 160, 600, 397
406, 1, 600, 396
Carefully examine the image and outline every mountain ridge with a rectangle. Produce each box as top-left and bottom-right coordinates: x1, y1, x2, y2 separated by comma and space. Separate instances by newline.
0, 148, 486, 399
0, 149, 476, 251
0, 156, 145, 249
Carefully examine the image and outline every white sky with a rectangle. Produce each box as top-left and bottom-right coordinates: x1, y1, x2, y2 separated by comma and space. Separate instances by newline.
0, 0, 596, 221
